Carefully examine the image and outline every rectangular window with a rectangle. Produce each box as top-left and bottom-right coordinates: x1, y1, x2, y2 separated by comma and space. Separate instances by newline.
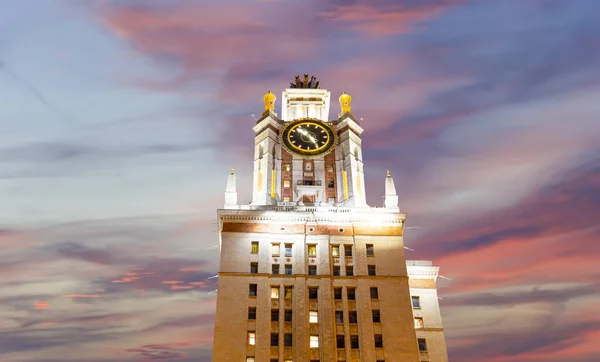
250, 262, 258, 274
271, 333, 279, 346
347, 287, 356, 300
272, 243, 280, 256
349, 311, 357, 324
248, 307, 256, 320
310, 335, 319, 348
248, 331, 256, 345
246, 358, 255, 362
308, 265, 317, 275
271, 309, 279, 321
309, 287, 318, 300
333, 265, 340, 276
309, 311, 318, 323
326, 164, 334, 172
285, 243, 292, 256
368, 265, 376, 276
350, 335, 359, 349
374, 334, 383, 348
272, 264, 280, 274
336, 335, 345, 348
335, 311, 344, 323
328, 180, 335, 188
283, 196, 290, 202
284, 164, 291, 171
366, 244, 374, 256
344, 245, 352, 257
372, 310, 381, 323
307, 244, 317, 257
284, 309, 292, 322
412, 296, 421, 308
418, 338, 427, 352
414, 317, 424, 329
284, 286, 293, 299
370, 287, 379, 299
271, 286, 279, 299
331, 245, 340, 257
285, 264, 292, 275
334, 287, 342, 300
346, 266, 354, 276
284, 333, 292, 347
283, 179, 291, 188
251, 241, 259, 254
249, 284, 257, 297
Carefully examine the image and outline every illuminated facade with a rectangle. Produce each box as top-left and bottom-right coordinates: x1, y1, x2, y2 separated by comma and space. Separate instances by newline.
212, 75, 448, 361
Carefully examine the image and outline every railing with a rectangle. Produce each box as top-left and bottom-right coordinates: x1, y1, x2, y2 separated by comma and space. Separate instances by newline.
297, 180, 322, 186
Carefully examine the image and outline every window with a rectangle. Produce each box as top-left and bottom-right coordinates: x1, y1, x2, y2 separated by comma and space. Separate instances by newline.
271, 333, 279, 346
366, 244, 374, 256
331, 245, 340, 257
246, 358, 255, 362
271, 286, 279, 299
250, 262, 258, 274
418, 338, 427, 352
414, 317, 424, 329
271, 309, 279, 321
368, 265, 376, 276
284, 309, 292, 322
309, 287, 318, 300
336, 335, 345, 348
284, 333, 292, 347
307, 244, 317, 257
370, 287, 379, 299
309, 311, 318, 323
334, 287, 342, 300
412, 296, 421, 308
332, 265, 340, 276
344, 245, 352, 257
248, 331, 256, 345
283, 196, 290, 202
346, 266, 354, 276
285, 264, 292, 275
284, 286, 293, 299
272, 243, 280, 256
372, 310, 381, 323
285, 244, 292, 256
347, 287, 356, 300
349, 311, 357, 324
326, 164, 334, 172
284, 164, 291, 171
248, 307, 256, 320
272, 264, 280, 274
251, 241, 259, 254
249, 284, 257, 297
310, 335, 319, 348
335, 311, 344, 323
350, 335, 359, 349
374, 334, 383, 348
308, 265, 317, 275
283, 179, 291, 188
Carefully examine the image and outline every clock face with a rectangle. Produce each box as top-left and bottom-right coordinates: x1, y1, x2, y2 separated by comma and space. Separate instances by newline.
280, 119, 336, 158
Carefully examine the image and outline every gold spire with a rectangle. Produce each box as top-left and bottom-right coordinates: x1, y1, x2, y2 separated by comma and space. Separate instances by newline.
230, 168, 234, 175
339, 91, 352, 114
386, 170, 391, 178
263, 90, 276, 114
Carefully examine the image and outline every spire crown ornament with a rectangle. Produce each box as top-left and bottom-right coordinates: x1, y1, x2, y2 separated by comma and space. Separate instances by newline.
263, 90, 276, 114
339, 91, 352, 114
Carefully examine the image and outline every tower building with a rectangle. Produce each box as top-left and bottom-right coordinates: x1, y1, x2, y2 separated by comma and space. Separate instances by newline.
212, 76, 448, 362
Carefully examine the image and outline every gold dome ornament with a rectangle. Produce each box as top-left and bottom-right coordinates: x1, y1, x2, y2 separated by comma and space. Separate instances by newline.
263, 90, 276, 114
339, 91, 352, 115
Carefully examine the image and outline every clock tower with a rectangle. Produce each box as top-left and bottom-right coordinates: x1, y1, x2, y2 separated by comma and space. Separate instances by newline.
213, 76, 448, 362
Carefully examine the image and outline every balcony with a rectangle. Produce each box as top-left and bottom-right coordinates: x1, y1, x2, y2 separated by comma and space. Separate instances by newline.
297, 180, 322, 186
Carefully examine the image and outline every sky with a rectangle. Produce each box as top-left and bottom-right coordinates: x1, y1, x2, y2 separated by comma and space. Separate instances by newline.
1, 0, 599, 361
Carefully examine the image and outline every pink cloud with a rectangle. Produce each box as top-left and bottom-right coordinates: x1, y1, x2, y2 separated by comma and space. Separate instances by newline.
34, 301, 49, 309
171, 285, 194, 290
161, 280, 185, 285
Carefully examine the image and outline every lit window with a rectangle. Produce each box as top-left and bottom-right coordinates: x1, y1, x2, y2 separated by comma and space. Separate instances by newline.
284, 164, 291, 171
310, 335, 319, 348
374, 334, 383, 348
331, 245, 340, 257
326, 164, 334, 172
307, 244, 317, 257
272, 244, 280, 255
251, 241, 259, 254
366, 244, 374, 256
285, 244, 292, 256
284, 286, 293, 299
418, 338, 427, 352
309, 311, 318, 323
246, 358, 255, 362
412, 296, 421, 308
271, 286, 279, 299
283, 196, 290, 202
414, 317, 424, 329
283, 179, 291, 188
248, 331, 256, 345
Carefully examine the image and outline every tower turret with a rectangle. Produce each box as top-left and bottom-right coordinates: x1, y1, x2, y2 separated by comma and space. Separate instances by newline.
224, 168, 237, 208
384, 169, 399, 209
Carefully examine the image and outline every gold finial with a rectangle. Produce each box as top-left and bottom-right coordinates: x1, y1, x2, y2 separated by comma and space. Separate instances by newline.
386, 170, 391, 178
230, 168, 234, 175
339, 91, 352, 114
263, 90, 276, 114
